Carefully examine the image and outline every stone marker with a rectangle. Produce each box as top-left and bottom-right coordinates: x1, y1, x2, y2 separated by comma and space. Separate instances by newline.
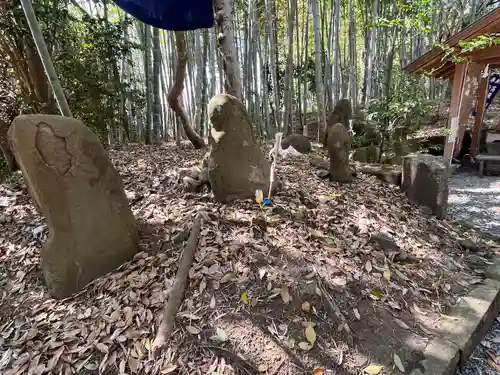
207, 94, 278, 202
8, 114, 138, 298
326, 123, 353, 182
324, 98, 352, 148
356, 163, 402, 186
281, 134, 311, 154
402, 153, 448, 218
351, 145, 380, 163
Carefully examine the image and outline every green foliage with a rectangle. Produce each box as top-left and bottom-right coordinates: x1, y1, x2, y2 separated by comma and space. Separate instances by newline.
376, 0, 436, 33
0, 0, 144, 137
435, 33, 500, 67
366, 73, 432, 149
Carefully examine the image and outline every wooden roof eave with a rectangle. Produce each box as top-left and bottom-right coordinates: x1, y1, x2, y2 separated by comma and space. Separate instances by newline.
404, 9, 500, 75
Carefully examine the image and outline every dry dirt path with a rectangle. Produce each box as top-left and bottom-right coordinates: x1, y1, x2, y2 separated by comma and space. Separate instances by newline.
449, 172, 500, 375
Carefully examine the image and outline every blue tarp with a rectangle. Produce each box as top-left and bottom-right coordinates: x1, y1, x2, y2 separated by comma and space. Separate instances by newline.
112, 0, 214, 31
473, 73, 500, 116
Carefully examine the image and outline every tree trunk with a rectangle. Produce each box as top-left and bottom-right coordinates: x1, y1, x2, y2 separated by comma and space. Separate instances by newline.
20, 0, 71, 117
348, 0, 358, 108
199, 29, 210, 138
311, 0, 327, 141
213, 0, 242, 100
364, 0, 378, 106
168, 32, 206, 149
143, 24, 152, 145
283, 0, 296, 135
152, 27, 162, 145
265, 0, 281, 130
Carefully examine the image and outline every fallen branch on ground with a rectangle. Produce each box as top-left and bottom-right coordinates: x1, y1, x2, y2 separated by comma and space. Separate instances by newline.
201, 345, 260, 375
318, 278, 353, 346
152, 212, 203, 358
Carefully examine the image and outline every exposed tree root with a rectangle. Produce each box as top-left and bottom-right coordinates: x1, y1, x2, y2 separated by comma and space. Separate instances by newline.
201, 345, 260, 375
167, 31, 206, 150
152, 213, 203, 358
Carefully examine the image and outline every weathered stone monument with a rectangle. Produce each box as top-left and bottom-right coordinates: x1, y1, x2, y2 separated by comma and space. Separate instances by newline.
8, 114, 138, 298
327, 123, 353, 182
324, 98, 352, 148
207, 94, 279, 201
351, 144, 380, 163
281, 134, 311, 154
402, 153, 448, 218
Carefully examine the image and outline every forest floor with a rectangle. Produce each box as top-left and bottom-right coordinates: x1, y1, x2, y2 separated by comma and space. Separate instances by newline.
1, 142, 500, 375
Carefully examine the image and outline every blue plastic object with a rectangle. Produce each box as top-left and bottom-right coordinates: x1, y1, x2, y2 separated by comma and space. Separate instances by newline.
472, 73, 500, 117
263, 199, 271, 206
111, 0, 214, 31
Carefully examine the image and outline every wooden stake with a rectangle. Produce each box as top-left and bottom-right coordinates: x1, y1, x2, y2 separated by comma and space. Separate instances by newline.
152, 213, 203, 358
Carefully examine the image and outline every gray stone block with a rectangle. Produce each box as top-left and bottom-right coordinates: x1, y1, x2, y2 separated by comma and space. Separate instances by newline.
419, 338, 459, 375
401, 154, 448, 218
485, 255, 500, 282
440, 279, 500, 365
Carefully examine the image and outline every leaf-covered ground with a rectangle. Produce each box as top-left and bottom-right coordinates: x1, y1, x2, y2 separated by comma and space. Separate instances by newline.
1, 142, 499, 375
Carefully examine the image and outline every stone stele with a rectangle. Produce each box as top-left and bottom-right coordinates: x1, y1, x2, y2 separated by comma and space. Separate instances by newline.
207, 94, 278, 202
8, 114, 138, 298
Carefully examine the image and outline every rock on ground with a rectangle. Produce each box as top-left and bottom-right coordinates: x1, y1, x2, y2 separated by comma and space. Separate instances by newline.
351, 145, 380, 163
8, 114, 138, 298
402, 153, 448, 218
327, 123, 353, 182
356, 163, 402, 186
281, 134, 311, 154
207, 94, 278, 202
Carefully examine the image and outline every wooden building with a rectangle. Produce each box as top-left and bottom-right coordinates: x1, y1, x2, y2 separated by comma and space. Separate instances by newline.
405, 9, 500, 162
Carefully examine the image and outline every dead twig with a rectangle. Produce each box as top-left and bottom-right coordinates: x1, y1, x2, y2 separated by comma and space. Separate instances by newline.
317, 278, 353, 346
201, 345, 260, 375
152, 212, 203, 358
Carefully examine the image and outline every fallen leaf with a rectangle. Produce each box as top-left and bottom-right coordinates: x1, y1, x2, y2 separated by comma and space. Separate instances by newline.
259, 268, 266, 279
365, 260, 372, 272
95, 343, 109, 353
370, 288, 382, 300
84, 362, 98, 371
186, 326, 201, 335
241, 291, 249, 305
211, 327, 227, 342
199, 278, 207, 294
160, 364, 178, 374
363, 364, 383, 374
258, 364, 268, 372
353, 308, 361, 320
332, 276, 347, 287
439, 313, 459, 321
280, 286, 291, 304
413, 303, 427, 315
384, 266, 391, 281
305, 325, 316, 345
311, 230, 325, 239
394, 353, 405, 373
301, 302, 311, 312
298, 342, 313, 351
312, 367, 325, 375
143, 338, 152, 351
179, 313, 202, 320
210, 295, 216, 308
128, 357, 138, 374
